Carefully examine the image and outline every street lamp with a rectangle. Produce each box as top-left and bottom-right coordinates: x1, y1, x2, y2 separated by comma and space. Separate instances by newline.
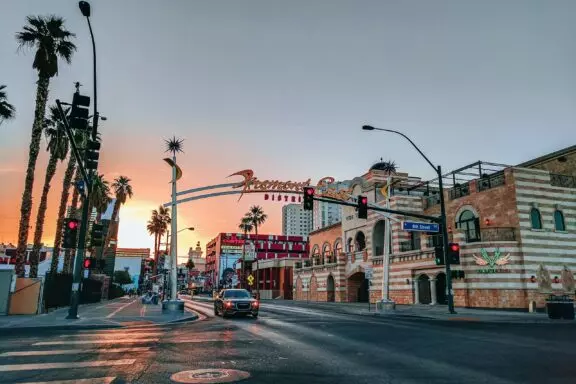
177, 227, 194, 234
362, 124, 456, 314
78, 1, 99, 142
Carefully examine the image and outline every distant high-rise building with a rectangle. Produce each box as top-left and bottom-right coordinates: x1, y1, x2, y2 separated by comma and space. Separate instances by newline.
282, 203, 312, 236
312, 180, 350, 230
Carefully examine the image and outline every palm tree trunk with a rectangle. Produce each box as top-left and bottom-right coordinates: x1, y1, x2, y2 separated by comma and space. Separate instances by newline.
15, 76, 50, 277
63, 168, 81, 273
29, 152, 58, 278
153, 232, 159, 275
103, 199, 121, 253
50, 155, 76, 273
254, 224, 259, 296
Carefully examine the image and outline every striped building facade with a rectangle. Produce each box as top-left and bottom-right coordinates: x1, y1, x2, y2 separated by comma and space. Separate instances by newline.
294, 146, 576, 309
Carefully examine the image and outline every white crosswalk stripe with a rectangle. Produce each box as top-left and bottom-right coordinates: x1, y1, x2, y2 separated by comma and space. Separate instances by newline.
0, 324, 260, 383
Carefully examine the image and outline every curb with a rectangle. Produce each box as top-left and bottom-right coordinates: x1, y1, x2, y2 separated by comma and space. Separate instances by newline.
2, 323, 125, 333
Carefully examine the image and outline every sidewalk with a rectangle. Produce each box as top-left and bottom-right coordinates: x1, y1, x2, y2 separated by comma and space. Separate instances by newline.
262, 299, 575, 324
0, 296, 198, 331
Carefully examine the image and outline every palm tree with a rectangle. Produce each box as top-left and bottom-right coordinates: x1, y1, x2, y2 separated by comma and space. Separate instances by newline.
0, 85, 16, 126
244, 205, 267, 294
29, 105, 69, 278
148, 206, 170, 275
89, 174, 111, 223
245, 205, 267, 236
238, 216, 253, 288
14, 15, 76, 276
103, 176, 133, 252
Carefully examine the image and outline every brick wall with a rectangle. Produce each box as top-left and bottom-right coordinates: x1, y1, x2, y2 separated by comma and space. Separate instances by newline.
524, 150, 576, 177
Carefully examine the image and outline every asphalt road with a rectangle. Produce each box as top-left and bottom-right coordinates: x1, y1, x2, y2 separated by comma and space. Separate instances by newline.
0, 299, 575, 383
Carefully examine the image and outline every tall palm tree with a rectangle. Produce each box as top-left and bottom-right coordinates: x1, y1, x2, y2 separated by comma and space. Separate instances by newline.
0, 85, 16, 126
103, 176, 134, 252
238, 216, 253, 288
14, 15, 76, 276
244, 205, 267, 294
89, 174, 111, 223
148, 206, 170, 275
29, 106, 69, 278
50, 142, 77, 273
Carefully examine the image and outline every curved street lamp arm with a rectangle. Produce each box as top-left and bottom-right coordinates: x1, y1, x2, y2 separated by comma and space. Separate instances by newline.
371, 127, 436, 172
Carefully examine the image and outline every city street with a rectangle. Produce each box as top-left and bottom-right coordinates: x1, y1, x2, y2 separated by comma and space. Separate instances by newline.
1, 299, 575, 383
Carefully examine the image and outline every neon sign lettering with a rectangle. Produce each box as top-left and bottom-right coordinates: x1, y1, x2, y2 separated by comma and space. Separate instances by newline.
229, 170, 353, 201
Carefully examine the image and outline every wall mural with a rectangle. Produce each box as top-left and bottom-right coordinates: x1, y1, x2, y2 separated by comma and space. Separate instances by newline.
472, 248, 511, 274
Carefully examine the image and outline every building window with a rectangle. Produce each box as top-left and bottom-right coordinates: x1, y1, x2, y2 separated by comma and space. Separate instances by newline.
554, 210, 566, 231
410, 232, 421, 250
530, 208, 542, 230
456, 210, 480, 242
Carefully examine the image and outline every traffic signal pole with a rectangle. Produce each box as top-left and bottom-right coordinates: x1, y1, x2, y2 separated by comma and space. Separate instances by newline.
437, 165, 456, 314
67, 190, 91, 319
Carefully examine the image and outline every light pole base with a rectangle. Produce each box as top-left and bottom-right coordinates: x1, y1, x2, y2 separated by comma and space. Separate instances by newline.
162, 299, 184, 313
377, 299, 396, 313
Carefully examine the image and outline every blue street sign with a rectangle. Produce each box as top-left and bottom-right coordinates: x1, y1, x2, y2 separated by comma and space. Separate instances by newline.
402, 221, 440, 232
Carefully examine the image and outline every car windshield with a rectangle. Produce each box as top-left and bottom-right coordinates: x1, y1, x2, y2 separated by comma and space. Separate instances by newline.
223, 290, 251, 298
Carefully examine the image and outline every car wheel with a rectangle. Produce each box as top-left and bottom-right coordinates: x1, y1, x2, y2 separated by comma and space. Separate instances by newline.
252, 313, 258, 319
214, 306, 219, 316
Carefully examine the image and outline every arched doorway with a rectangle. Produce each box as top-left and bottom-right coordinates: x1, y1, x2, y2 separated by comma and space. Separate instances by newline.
372, 220, 385, 256
310, 275, 318, 302
436, 273, 447, 305
418, 274, 431, 304
295, 276, 303, 301
346, 272, 368, 303
327, 275, 335, 302
347, 272, 368, 303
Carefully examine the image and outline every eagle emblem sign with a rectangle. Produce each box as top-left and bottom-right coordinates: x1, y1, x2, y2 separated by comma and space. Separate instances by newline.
472, 248, 511, 273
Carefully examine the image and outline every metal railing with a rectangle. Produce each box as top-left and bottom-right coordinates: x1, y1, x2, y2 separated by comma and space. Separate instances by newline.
477, 172, 506, 192
551, 174, 576, 189
449, 183, 471, 200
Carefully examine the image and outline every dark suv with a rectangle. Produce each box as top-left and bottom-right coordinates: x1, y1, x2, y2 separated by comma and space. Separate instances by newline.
214, 289, 259, 318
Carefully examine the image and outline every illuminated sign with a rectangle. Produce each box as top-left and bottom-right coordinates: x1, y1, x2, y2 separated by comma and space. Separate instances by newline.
229, 170, 353, 201
221, 245, 243, 254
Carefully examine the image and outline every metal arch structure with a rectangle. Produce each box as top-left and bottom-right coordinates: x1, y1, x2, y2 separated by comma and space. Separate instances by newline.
161, 169, 436, 223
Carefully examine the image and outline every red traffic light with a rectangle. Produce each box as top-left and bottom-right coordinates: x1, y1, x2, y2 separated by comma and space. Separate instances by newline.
361, 197, 368, 204
305, 187, 315, 196
450, 243, 460, 252
83, 258, 92, 269
67, 220, 79, 230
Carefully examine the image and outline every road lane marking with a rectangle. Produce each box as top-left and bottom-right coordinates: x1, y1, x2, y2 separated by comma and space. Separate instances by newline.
19, 377, 116, 384
33, 338, 159, 346
59, 332, 162, 338
0, 347, 151, 357
167, 338, 259, 344
77, 325, 167, 333
105, 299, 137, 318
0, 359, 135, 372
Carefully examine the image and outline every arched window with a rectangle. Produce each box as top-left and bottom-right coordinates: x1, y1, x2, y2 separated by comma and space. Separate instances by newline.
456, 210, 480, 242
530, 208, 542, 230
346, 238, 354, 253
372, 220, 385, 256
333, 239, 342, 256
312, 245, 321, 265
554, 210, 566, 231
322, 242, 331, 263
355, 231, 366, 252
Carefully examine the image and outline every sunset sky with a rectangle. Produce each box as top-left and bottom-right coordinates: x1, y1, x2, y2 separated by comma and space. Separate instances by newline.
1, 0, 575, 257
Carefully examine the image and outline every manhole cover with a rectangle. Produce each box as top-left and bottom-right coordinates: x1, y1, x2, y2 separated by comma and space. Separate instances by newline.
171, 369, 250, 383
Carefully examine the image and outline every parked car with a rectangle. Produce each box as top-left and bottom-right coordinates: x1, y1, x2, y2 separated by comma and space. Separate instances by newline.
214, 289, 259, 318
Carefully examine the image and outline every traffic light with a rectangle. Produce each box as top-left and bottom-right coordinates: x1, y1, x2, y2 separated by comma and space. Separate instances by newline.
303, 187, 314, 211
62, 218, 80, 249
83, 257, 96, 269
434, 245, 445, 265
91, 223, 104, 247
85, 140, 101, 171
357, 195, 368, 219
69, 93, 90, 131
448, 242, 460, 265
